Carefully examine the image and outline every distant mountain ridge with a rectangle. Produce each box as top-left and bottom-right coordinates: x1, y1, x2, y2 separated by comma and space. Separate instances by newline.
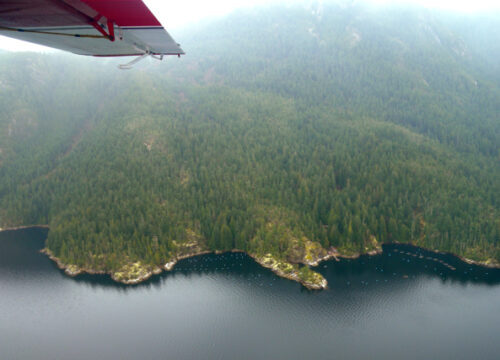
177, 2, 500, 156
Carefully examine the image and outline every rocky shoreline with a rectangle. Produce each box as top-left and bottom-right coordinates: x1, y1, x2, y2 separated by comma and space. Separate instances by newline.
42, 248, 108, 277
3, 225, 498, 289
250, 253, 328, 290
324, 247, 383, 262
41, 247, 330, 289
37, 242, 500, 289
40, 245, 386, 290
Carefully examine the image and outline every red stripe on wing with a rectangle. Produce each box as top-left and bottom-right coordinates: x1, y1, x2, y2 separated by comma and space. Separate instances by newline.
80, 0, 161, 27
0, 0, 162, 28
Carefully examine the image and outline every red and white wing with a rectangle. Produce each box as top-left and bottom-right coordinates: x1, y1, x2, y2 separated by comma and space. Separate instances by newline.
0, 0, 184, 57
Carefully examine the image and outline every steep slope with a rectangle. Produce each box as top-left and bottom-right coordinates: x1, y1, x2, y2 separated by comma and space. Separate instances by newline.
177, 2, 500, 156
0, 2, 499, 287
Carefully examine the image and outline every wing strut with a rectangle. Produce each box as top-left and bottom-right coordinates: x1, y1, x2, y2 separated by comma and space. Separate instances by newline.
91, 18, 115, 42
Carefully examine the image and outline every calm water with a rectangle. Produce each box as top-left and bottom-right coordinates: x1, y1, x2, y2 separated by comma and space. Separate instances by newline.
1, 228, 500, 360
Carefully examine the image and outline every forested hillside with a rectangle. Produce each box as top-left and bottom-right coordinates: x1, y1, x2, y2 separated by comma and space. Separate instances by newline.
1, 2, 499, 285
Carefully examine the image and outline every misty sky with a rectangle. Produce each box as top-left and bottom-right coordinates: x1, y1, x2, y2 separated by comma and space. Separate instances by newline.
0, 0, 499, 52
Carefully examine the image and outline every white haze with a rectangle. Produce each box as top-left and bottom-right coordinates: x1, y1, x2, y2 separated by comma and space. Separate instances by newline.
0, 0, 499, 52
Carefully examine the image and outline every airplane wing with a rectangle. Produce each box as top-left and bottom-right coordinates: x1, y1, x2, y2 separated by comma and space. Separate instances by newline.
0, 0, 184, 57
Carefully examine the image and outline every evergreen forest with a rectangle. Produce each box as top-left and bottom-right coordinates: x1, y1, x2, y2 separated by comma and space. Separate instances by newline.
0, 1, 499, 281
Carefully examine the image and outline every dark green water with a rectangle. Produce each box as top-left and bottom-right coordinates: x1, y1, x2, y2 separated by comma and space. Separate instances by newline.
1, 228, 500, 360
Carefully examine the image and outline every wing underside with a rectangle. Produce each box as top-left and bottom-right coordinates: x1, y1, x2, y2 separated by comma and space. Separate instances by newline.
0, 0, 184, 57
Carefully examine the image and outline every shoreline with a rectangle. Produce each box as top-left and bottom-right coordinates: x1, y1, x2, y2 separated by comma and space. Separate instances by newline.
42, 242, 500, 289
249, 253, 328, 290
332, 248, 384, 261
382, 242, 500, 269
324, 243, 500, 269
0, 225, 49, 233
42, 247, 328, 289
3, 225, 499, 288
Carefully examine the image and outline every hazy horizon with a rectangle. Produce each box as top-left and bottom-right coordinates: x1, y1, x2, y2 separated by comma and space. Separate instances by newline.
1, 0, 500, 52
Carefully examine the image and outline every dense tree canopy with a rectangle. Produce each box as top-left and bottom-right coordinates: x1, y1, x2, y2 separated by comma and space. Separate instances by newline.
0, 2, 499, 274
